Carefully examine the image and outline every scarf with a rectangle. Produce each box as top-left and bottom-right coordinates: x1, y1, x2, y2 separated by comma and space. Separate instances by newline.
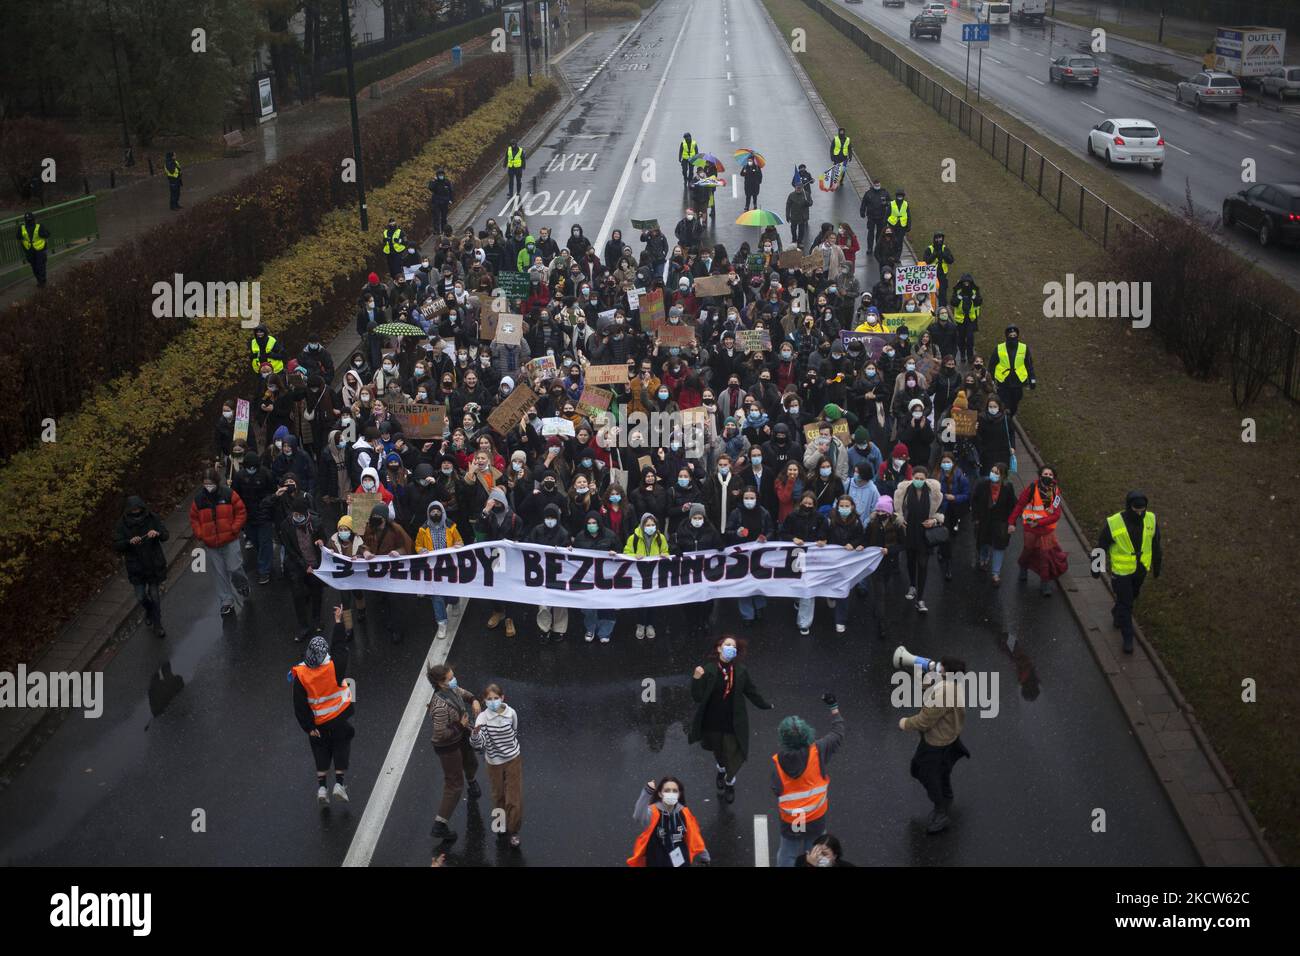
425, 511, 448, 550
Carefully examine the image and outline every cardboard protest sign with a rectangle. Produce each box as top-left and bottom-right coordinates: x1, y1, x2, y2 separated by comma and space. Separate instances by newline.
479, 310, 500, 341
637, 455, 653, 475
641, 289, 666, 330
800, 253, 822, 273
585, 365, 630, 386
524, 355, 557, 383
494, 313, 525, 346
626, 287, 644, 311
735, 328, 771, 352
804, 420, 851, 444
234, 399, 250, 442
692, 274, 733, 298
540, 417, 576, 437
658, 323, 696, 348
895, 263, 938, 296
403, 265, 421, 281
631, 218, 660, 232
609, 468, 629, 493
487, 382, 538, 435
951, 407, 979, 438
577, 386, 612, 417
389, 402, 447, 439
914, 354, 940, 382
348, 492, 384, 529
777, 249, 803, 269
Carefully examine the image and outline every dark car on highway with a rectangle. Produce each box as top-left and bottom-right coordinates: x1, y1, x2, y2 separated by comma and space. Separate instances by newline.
883, 0, 905, 7
1222, 182, 1300, 248
909, 14, 943, 39
1049, 55, 1100, 86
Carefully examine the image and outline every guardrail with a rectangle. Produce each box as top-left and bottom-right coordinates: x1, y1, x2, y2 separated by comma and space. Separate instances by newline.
0, 196, 99, 291
800, 0, 1299, 402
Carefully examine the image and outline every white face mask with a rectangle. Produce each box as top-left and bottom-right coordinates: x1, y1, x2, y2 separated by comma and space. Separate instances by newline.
222, 410, 234, 421
544, 518, 558, 529
383, 364, 394, 373
893, 458, 905, 470
691, 516, 704, 528
660, 791, 679, 807
362, 479, 376, 491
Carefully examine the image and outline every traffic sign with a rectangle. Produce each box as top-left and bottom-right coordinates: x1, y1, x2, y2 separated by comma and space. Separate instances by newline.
962, 23, 990, 47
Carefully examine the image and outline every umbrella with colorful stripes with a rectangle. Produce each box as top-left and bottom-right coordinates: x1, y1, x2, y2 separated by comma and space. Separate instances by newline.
735, 208, 783, 227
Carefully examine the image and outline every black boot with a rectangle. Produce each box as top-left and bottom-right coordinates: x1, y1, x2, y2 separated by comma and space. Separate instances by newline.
467, 779, 482, 800
430, 819, 459, 844
926, 800, 951, 834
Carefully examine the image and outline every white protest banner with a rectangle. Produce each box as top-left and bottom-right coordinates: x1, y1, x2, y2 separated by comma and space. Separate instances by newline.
627, 287, 645, 310
540, 417, 576, 437
317, 540, 883, 609
895, 263, 938, 296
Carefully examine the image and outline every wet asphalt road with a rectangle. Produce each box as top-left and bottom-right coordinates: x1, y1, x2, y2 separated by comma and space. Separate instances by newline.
836, 0, 1300, 291
0, 0, 1196, 867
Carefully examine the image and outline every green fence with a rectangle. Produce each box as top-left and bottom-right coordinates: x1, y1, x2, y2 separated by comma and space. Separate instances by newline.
0, 196, 99, 290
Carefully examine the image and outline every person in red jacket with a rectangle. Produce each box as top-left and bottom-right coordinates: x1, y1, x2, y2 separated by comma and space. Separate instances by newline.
1008, 464, 1068, 597
189, 468, 250, 616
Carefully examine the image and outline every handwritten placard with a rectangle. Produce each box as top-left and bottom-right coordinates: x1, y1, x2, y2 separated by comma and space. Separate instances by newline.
487, 383, 539, 435
659, 323, 696, 348
233, 399, 250, 442
584, 365, 630, 386
494, 313, 524, 346
895, 263, 938, 295
777, 249, 803, 269
347, 492, 384, 529
735, 328, 771, 352
389, 402, 446, 439
641, 288, 665, 330
577, 386, 612, 417
692, 274, 733, 298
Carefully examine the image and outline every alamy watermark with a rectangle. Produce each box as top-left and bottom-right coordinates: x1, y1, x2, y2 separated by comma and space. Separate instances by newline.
1042, 274, 1151, 329
595, 411, 707, 459
891, 668, 1000, 719
0, 666, 103, 718
49, 886, 151, 936
152, 273, 261, 328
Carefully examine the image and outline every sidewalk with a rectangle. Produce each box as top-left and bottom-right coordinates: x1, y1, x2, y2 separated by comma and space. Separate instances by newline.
0, 38, 499, 311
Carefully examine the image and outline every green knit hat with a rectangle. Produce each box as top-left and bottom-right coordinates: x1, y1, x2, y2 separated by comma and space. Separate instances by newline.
853, 426, 869, 444
823, 403, 843, 421
778, 715, 815, 750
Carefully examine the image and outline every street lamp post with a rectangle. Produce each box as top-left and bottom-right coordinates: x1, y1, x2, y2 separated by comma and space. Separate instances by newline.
104, 0, 133, 167
522, 0, 534, 86
585, 0, 589, 32
339, 0, 369, 231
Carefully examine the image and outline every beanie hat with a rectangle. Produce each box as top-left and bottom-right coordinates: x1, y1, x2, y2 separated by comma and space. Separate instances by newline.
823, 403, 843, 421
874, 496, 894, 514
852, 426, 869, 444
368, 272, 379, 284
891, 442, 910, 459
778, 716, 815, 751
337, 515, 354, 531
689, 502, 707, 520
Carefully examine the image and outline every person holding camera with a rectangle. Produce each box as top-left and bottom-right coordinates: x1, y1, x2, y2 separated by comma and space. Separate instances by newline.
771, 693, 845, 867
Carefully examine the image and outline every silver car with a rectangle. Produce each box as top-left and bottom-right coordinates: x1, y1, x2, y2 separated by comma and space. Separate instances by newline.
1260, 66, 1300, 100
1175, 71, 1243, 110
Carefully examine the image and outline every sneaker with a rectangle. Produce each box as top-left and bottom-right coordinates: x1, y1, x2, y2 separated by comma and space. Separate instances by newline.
509, 834, 521, 848
244, 540, 255, 550
599, 634, 611, 644
799, 627, 810, 636
333, 783, 349, 803
716, 769, 727, 792
430, 820, 459, 844
237, 579, 251, 597
436, 621, 448, 640
258, 573, 270, 585
905, 586, 917, 601
504, 618, 516, 638
467, 779, 482, 800
645, 625, 656, 640
991, 574, 1001, 587
723, 783, 736, 804
835, 624, 846, 634
220, 604, 235, 616
916, 601, 929, 614
317, 785, 329, 807
636, 625, 646, 640
585, 631, 595, 643
539, 630, 550, 645
926, 810, 951, 834
487, 611, 504, 629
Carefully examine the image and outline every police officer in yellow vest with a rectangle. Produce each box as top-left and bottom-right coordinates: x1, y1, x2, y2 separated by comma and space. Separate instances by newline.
504, 141, 526, 198
164, 151, 182, 210
988, 324, 1035, 419
679, 132, 698, 186
887, 188, 909, 236
382, 217, 407, 279
949, 272, 981, 365
250, 324, 286, 376
1094, 491, 1161, 654
18, 211, 49, 287
830, 127, 852, 165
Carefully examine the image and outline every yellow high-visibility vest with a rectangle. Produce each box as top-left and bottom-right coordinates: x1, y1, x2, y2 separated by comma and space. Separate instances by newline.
679, 138, 698, 161
925, 245, 949, 274
1107, 511, 1155, 576
20, 223, 45, 252
994, 341, 1028, 384
383, 227, 406, 254
888, 199, 909, 227
250, 335, 285, 374
506, 146, 524, 168
165, 158, 181, 179
832, 135, 851, 160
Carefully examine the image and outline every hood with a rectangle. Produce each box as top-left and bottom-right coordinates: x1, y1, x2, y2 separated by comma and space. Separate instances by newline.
426, 501, 447, 525
570, 224, 585, 238
1125, 490, 1148, 511
123, 495, 149, 525
488, 487, 510, 511
543, 503, 562, 520
360, 466, 380, 488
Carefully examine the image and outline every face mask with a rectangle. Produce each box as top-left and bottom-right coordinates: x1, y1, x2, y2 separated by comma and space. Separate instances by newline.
417, 392, 428, 402
441, 467, 454, 477
609, 494, 621, 504
245, 465, 257, 474
988, 405, 1000, 414
912, 478, 926, 488
789, 405, 800, 415
362, 480, 376, 491
657, 390, 670, 401
447, 677, 459, 690
486, 698, 503, 713
893, 458, 905, 470
222, 410, 234, 421
837, 505, 855, 519
660, 791, 679, 807
720, 644, 738, 662
906, 362, 916, 372
544, 517, 558, 529
676, 477, 691, 489
912, 411, 923, 420
780, 350, 793, 361
883, 349, 894, 359
383, 364, 394, 374
751, 455, 762, 466
748, 411, 762, 422
543, 479, 556, 490
575, 483, 590, 494
941, 461, 954, 472
511, 462, 523, 473
743, 498, 757, 510
339, 530, 352, 541
292, 514, 307, 525
718, 465, 730, 477
644, 524, 657, 536
203, 483, 217, 494
819, 466, 832, 478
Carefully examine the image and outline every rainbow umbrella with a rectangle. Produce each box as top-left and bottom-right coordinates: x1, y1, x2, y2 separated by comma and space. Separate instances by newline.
733, 148, 767, 168
696, 176, 726, 188
735, 208, 783, 227
691, 153, 726, 172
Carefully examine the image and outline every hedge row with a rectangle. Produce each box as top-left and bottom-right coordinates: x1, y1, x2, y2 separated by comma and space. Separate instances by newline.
0, 76, 560, 670
587, 1, 644, 16
0, 54, 512, 464
321, 14, 499, 97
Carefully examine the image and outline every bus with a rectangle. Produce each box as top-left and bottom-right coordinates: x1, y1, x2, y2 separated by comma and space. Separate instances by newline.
977, 1, 1012, 26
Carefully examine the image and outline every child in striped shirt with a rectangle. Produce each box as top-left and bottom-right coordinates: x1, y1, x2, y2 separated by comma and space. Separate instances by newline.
470, 684, 524, 848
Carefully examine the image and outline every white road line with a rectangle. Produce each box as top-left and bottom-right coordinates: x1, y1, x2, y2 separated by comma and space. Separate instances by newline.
550, 32, 592, 65
727, 71, 732, 80
1032, 51, 1046, 57
1268, 144, 1296, 155
732, 177, 738, 198
726, 53, 730, 61
728, 94, 734, 106
594, 8, 694, 252
987, 57, 1004, 65
1081, 102, 1105, 113
1198, 115, 1218, 126
1026, 75, 1045, 86
1231, 129, 1256, 140
730, 126, 736, 141
754, 814, 770, 867
1164, 142, 1191, 155
342, 605, 465, 867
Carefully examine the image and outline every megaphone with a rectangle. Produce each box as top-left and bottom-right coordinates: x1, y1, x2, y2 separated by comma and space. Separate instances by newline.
893, 645, 942, 674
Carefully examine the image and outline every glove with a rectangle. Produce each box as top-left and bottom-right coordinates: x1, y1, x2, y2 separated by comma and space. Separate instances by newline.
822, 692, 837, 708
1029, 379, 1037, 389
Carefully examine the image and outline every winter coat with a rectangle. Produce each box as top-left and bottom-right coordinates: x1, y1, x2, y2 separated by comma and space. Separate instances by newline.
112, 496, 169, 584
972, 477, 1015, 550
689, 662, 772, 760
189, 486, 247, 548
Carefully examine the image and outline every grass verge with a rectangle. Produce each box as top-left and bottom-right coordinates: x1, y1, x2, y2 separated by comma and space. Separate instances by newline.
1049, 10, 1209, 59
767, 0, 1299, 863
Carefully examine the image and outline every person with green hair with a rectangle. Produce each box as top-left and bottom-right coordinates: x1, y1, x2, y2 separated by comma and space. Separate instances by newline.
770, 694, 845, 866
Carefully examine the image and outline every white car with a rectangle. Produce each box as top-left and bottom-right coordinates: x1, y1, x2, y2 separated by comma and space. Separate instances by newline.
923, 2, 948, 18
1086, 118, 1165, 173
1260, 66, 1300, 100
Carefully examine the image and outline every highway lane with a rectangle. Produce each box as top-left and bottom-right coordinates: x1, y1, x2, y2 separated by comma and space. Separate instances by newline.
0, 0, 1196, 867
835, 0, 1300, 289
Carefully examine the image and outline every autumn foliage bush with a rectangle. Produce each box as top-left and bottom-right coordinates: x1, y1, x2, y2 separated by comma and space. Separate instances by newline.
0, 77, 560, 669
0, 55, 513, 464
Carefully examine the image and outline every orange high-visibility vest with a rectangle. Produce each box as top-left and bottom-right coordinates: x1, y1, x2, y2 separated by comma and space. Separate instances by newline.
1020, 484, 1059, 530
773, 743, 829, 825
292, 661, 352, 726
627, 805, 708, 866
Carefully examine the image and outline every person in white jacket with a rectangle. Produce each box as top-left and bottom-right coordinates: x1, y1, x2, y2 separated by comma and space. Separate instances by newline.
893, 469, 945, 614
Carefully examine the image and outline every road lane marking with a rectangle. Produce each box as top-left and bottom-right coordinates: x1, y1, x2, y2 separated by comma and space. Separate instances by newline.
754, 815, 770, 867
727, 71, 731, 80
1081, 102, 1105, 113
730, 126, 736, 141
594, 7, 694, 252
1231, 129, 1256, 140
550, 32, 591, 65
1268, 144, 1296, 155
728, 93, 734, 106
1164, 142, 1191, 155
987, 57, 1004, 65
1032, 51, 1045, 57
1026, 75, 1045, 86
732, 177, 738, 198
342, 602, 466, 867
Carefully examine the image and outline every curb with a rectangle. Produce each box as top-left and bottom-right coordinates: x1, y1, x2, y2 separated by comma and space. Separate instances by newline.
1043, 15, 1204, 68
759, 0, 1277, 867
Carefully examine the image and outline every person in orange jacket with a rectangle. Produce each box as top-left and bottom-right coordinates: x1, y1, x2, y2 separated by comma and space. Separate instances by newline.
627, 777, 710, 867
